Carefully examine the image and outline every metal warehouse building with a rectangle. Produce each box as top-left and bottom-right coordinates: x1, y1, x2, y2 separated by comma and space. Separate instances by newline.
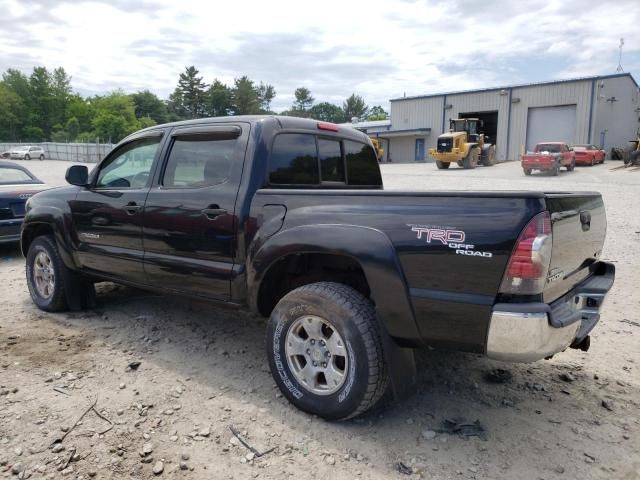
354, 73, 640, 163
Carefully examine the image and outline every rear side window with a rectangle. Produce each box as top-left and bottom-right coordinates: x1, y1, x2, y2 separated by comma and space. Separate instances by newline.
163, 135, 236, 188
269, 134, 318, 185
269, 134, 381, 187
318, 138, 344, 183
344, 140, 382, 186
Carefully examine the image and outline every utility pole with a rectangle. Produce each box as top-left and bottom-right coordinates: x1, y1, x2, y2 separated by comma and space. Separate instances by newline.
616, 38, 624, 73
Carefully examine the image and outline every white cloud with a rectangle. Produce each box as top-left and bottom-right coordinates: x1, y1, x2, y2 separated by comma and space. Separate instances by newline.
0, 0, 638, 111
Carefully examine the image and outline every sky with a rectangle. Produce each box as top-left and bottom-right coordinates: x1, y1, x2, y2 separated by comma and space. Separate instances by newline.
1, 0, 639, 112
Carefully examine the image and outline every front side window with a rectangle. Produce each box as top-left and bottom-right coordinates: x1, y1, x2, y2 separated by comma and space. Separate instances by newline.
163, 135, 236, 188
344, 140, 382, 186
96, 136, 161, 189
269, 134, 318, 185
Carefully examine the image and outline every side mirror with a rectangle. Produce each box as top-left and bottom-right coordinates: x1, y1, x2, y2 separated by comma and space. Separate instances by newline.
66, 165, 89, 187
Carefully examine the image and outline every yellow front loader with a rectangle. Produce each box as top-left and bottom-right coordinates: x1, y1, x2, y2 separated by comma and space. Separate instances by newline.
428, 118, 496, 169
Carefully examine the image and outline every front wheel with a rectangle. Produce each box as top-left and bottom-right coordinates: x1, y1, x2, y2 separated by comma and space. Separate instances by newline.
551, 162, 560, 176
435, 161, 450, 169
26, 235, 95, 312
462, 149, 478, 169
26, 236, 69, 311
39, 154, 45, 160
266, 282, 388, 421
566, 159, 575, 172
24, 154, 30, 160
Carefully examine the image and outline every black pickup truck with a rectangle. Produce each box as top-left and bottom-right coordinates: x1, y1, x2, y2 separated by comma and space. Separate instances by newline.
21, 116, 614, 420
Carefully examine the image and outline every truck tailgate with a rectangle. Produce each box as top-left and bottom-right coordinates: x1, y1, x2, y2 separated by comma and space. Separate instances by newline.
544, 193, 606, 302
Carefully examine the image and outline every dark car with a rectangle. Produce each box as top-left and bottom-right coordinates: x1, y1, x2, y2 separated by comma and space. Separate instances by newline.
0, 161, 48, 244
21, 116, 614, 420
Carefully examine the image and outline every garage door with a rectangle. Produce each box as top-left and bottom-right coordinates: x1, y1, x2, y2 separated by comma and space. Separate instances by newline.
526, 105, 577, 152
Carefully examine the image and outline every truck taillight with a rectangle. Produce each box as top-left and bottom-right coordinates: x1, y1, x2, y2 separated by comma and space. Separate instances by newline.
499, 212, 552, 295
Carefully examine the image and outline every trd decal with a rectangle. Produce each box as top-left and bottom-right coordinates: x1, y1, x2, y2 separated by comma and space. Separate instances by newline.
408, 224, 493, 258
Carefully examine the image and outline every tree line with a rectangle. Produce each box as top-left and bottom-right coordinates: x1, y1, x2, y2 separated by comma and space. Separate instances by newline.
0, 65, 388, 143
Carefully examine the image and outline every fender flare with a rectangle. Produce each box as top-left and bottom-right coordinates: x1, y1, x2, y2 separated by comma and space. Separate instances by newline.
248, 224, 419, 399
248, 224, 421, 343
21, 206, 77, 269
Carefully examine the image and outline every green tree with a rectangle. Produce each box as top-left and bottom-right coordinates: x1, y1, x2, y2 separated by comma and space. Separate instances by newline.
342, 93, 369, 122
291, 87, 314, 116
205, 79, 233, 117
65, 117, 80, 140
170, 66, 208, 119
367, 105, 388, 121
0, 83, 25, 141
308, 102, 346, 123
257, 82, 276, 113
131, 90, 169, 124
90, 91, 140, 142
231, 76, 260, 115
66, 95, 94, 136
29, 66, 55, 137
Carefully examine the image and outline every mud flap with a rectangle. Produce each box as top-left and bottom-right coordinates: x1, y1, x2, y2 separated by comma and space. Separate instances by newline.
381, 328, 417, 401
63, 268, 96, 311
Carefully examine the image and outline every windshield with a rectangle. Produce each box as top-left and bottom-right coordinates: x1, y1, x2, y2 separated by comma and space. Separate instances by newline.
14, 146, 29, 151
0, 166, 37, 184
535, 144, 561, 153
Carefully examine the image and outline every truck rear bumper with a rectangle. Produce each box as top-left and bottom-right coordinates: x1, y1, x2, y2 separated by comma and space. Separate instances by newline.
486, 261, 615, 362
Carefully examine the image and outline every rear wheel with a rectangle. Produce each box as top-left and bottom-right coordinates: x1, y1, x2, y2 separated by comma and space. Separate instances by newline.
24, 154, 30, 160
435, 161, 450, 169
39, 154, 44, 160
523, 168, 532, 176
566, 159, 576, 172
266, 282, 388, 421
551, 162, 560, 176
457, 160, 464, 167
482, 145, 496, 166
462, 149, 478, 169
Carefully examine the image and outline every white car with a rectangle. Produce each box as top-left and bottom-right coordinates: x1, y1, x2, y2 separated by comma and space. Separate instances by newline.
9, 146, 46, 160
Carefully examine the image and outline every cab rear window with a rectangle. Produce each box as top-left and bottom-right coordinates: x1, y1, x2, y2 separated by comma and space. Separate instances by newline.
268, 133, 381, 188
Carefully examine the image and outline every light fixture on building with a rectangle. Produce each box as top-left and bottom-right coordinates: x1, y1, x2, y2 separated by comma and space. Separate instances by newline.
511, 97, 521, 103
444, 103, 453, 109
606, 96, 618, 103
498, 89, 508, 96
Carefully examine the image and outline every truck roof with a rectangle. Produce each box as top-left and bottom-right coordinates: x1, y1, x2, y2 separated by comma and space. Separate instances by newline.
131, 115, 371, 144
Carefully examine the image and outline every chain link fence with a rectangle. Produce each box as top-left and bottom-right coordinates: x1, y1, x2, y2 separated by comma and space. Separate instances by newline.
0, 142, 114, 163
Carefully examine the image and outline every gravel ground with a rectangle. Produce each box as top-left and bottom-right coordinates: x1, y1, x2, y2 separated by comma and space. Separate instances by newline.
0, 159, 638, 479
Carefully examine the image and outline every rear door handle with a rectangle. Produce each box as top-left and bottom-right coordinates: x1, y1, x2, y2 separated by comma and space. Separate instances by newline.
123, 202, 141, 215
202, 206, 227, 219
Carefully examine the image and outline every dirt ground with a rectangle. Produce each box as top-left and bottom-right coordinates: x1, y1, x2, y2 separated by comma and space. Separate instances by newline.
1, 159, 639, 479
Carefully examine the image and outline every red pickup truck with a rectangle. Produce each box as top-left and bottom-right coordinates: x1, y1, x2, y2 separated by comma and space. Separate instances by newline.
521, 142, 576, 176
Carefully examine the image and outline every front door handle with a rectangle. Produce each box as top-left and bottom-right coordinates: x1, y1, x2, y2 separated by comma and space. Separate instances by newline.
123, 202, 141, 215
202, 206, 227, 219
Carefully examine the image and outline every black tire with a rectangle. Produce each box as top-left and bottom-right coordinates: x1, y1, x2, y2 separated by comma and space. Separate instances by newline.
523, 168, 532, 176
566, 159, 575, 172
590, 156, 595, 166
24, 154, 30, 160
435, 161, 450, 169
39, 154, 44, 160
551, 162, 560, 176
630, 150, 640, 166
482, 145, 496, 166
266, 282, 388, 421
462, 148, 478, 169
26, 235, 69, 312
457, 160, 464, 167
